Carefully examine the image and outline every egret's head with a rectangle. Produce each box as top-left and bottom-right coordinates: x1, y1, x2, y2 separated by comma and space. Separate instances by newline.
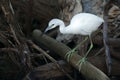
44, 19, 63, 33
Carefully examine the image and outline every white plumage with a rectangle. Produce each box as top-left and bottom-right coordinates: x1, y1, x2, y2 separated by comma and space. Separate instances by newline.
45, 13, 104, 36
44, 13, 104, 67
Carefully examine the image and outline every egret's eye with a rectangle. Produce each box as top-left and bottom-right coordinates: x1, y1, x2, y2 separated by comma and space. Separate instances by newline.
49, 24, 55, 28
51, 24, 54, 27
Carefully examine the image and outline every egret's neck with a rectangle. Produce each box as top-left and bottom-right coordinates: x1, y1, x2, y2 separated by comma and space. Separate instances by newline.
59, 24, 71, 34
56, 19, 70, 34
56, 20, 66, 33
59, 23, 66, 33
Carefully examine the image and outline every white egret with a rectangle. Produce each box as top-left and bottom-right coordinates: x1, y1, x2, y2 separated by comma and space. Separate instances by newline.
44, 13, 104, 68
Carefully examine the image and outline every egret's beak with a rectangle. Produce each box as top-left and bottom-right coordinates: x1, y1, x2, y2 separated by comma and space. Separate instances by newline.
44, 25, 53, 33
44, 28, 49, 33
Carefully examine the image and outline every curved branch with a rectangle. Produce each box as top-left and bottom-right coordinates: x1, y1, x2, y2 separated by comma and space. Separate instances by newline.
32, 29, 110, 80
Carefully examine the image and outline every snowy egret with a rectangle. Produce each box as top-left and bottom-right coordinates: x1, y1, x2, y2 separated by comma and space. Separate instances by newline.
44, 13, 104, 68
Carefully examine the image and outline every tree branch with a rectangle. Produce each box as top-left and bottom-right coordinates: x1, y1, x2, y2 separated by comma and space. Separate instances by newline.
32, 29, 110, 80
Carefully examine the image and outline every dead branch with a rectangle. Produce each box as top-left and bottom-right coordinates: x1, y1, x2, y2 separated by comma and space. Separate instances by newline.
28, 57, 120, 80
103, 0, 114, 75
88, 56, 120, 76
93, 36, 120, 47
0, 0, 31, 79
32, 29, 110, 80
27, 40, 74, 80
29, 60, 72, 80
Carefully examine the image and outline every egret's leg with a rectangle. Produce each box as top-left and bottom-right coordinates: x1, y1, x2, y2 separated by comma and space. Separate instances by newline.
65, 37, 88, 62
84, 36, 93, 57
77, 36, 93, 71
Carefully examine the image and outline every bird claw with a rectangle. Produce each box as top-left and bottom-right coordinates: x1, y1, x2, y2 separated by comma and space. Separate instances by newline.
65, 49, 76, 62
76, 57, 87, 71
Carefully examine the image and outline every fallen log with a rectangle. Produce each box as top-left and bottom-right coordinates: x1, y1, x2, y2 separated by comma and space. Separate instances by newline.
29, 60, 72, 80
29, 56, 120, 80
93, 36, 120, 47
32, 29, 110, 80
88, 56, 120, 76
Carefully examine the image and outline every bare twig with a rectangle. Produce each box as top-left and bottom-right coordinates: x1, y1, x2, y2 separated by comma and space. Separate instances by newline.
0, 1, 31, 79
0, 48, 18, 52
94, 47, 104, 56
1, 5, 20, 45
27, 40, 74, 80
103, 0, 112, 75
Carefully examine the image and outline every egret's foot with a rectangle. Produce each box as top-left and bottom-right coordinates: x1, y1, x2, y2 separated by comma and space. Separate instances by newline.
76, 57, 87, 71
65, 48, 77, 62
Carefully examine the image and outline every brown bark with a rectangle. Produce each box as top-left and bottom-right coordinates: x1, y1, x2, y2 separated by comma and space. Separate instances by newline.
29, 60, 72, 80
32, 29, 110, 80
88, 56, 120, 76
29, 56, 120, 80
93, 36, 120, 47
0, 0, 31, 79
